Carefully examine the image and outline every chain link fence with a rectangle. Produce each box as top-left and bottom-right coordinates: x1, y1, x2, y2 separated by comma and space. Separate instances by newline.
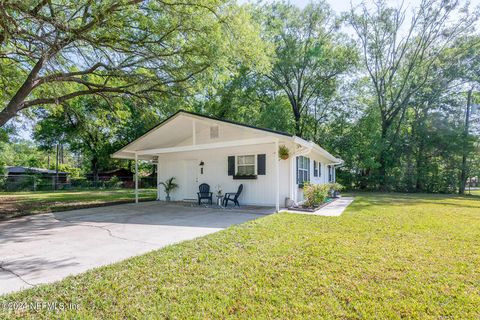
0, 175, 157, 192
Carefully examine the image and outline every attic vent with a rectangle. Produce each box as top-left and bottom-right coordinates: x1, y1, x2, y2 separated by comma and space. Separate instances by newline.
210, 125, 219, 139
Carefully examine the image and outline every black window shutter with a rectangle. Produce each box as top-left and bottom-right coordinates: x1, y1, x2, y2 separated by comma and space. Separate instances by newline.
307, 158, 310, 181
228, 156, 235, 176
296, 156, 299, 184
257, 154, 266, 175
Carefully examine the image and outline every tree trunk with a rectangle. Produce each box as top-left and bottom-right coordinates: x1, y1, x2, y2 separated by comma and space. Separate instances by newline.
294, 116, 301, 137
415, 139, 426, 191
0, 57, 46, 127
289, 98, 302, 137
377, 123, 389, 191
60, 144, 64, 164
92, 157, 99, 187
292, 103, 302, 137
459, 88, 472, 194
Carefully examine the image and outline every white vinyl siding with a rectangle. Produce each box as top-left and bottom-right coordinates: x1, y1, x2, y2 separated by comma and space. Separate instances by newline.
157, 144, 290, 206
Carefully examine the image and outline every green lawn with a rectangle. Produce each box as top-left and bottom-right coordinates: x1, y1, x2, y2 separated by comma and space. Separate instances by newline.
1, 193, 480, 319
469, 189, 480, 196
0, 189, 156, 220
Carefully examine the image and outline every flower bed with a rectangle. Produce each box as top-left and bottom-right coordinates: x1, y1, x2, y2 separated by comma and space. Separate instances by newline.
288, 182, 344, 212
288, 197, 337, 212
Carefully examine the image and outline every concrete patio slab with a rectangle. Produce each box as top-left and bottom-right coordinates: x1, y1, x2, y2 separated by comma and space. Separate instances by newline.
0, 202, 273, 295
285, 197, 354, 216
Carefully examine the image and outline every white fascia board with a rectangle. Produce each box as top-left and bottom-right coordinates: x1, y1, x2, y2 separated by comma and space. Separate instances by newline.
111, 153, 154, 160
292, 136, 343, 164
136, 137, 277, 155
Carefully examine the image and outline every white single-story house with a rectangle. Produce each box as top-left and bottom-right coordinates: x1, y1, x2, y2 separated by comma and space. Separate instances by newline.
112, 110, 343, 211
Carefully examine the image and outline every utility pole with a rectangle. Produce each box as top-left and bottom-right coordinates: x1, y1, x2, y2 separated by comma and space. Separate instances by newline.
55, 143, 59, 191
459, 88, 473, 194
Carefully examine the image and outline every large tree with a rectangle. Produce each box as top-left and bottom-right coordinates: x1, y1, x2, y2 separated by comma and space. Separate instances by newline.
349, 0, 478, 189
260, 1, 356, 137
34, 96, 142, 180
0, 0, 269, 127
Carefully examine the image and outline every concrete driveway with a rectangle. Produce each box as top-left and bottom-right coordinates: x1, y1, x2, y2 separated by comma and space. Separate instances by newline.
0, 202, 272, 295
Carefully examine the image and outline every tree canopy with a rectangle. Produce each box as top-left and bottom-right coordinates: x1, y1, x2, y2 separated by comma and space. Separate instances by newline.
2, 0, 480, 194
0, 0, 270, 126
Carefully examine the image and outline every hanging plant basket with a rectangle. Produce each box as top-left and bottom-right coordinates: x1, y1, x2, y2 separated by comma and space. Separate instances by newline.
278, 145, 290, 160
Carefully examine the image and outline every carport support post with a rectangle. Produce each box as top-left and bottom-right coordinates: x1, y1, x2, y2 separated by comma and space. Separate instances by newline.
156, 158, 161, 200
134, 152, 139, 204
275, 140, 280, 212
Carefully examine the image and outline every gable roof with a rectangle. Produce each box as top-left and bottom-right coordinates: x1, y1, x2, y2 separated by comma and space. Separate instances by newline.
114, 110, 293, 155
112, 109, 343, 164
6, 166, 68, 175
179, 110, 293, 137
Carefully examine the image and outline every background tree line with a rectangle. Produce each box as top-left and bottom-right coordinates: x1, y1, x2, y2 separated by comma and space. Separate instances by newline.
1, 0, 479, 193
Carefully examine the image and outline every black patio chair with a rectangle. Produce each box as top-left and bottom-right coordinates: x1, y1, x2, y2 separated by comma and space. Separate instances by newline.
197, 183, 213, 205
223, 184, 243, 207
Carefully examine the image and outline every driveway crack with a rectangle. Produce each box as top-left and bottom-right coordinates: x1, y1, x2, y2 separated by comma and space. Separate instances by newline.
0, 262, 34, 287
53, 216, 159, 246
79, 223, 158, 245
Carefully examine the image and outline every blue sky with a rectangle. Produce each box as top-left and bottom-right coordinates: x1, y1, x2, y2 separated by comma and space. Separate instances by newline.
241, 0, 414, 11
242, 0, 480, 12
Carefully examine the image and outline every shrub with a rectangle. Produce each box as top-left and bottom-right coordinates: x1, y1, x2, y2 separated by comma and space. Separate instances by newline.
105, 176, 122, 189
0, 176, 6, 191
303, 182, 330, 208
328, 182, 344, 191
327, 182, 344, 197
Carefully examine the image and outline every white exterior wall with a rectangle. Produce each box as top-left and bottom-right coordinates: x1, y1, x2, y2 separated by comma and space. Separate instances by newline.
157, 143, 290, 206
294, 151, 334, 203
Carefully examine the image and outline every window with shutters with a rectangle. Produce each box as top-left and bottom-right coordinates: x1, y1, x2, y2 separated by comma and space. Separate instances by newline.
236, 155, 255, 175
297, 156, 310, 184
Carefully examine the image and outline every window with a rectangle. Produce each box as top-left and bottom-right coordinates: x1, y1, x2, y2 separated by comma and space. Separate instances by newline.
328, 165, 333, 182
313, 160, 318, 177
318, 162, 322, 177
236, 155, 255, 175
297, 156, 310, 185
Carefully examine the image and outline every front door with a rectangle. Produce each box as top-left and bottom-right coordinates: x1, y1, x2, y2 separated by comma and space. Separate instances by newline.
183, 159, 198, 200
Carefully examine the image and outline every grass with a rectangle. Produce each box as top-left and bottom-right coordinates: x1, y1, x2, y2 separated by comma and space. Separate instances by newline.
0, 189, 156, 220
468, 188, 480, 196
1, 192, 480, 319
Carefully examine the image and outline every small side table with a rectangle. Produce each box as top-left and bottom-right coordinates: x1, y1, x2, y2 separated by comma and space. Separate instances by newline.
216, 195, 224, 207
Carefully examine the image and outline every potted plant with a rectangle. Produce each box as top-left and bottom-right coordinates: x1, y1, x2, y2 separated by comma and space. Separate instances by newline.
328, 182, 344, 198
215, 184, 223, 197
159, 177, 178, 201
278, 145, 289, 160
